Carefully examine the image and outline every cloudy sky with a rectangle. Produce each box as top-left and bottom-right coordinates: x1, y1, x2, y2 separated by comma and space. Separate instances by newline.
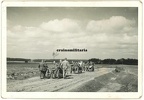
7, 7, 138, 59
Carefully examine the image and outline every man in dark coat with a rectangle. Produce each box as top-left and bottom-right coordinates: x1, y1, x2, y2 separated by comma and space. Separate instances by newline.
38, 60, 48, 79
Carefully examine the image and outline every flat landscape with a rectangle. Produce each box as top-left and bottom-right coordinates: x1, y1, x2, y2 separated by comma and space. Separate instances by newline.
6, 7, 139, 94
7, 63, 138, 92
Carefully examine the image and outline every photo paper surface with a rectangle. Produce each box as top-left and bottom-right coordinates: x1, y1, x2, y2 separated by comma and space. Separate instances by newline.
1, 0, 142, 99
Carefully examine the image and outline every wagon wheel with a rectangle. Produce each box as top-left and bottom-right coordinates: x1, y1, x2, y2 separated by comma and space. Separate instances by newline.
75, 67, 79, 74
73, 67, 76, 74
52, 73, 56, 79
79, 67, 82, 73
88, 67, 90, 71
57, 69, 60, 79
46, 69, 51, 79
51, 70, 56, 79
80, 70, 82, 73
92, 67, 94, 71
46, 72, 51, 79
86, 66, 88, 71
90, 66, 94, 71
48, 74, 51, 78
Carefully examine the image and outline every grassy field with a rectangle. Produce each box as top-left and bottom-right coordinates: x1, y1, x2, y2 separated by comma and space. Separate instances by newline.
7, 63, 137, 80
7, 63, 56, 80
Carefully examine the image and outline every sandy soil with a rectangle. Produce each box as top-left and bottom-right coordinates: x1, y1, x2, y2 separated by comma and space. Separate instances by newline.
7, 68, 114, 92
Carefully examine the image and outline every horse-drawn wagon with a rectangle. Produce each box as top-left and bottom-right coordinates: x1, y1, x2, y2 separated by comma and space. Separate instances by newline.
85, 62, 95, 72
46, 63, 63, 79
71, 62, 83, 74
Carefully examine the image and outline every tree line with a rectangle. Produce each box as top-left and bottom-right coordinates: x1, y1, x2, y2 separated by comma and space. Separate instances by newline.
88, 58, 138, 65
7, 57, 31, 63
7, 57, 138, 65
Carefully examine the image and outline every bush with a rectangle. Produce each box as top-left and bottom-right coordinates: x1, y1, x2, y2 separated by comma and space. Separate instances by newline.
115, 67, 125, 73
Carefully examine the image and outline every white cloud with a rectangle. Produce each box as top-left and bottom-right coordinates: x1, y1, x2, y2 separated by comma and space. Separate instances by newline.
86, 16, 136, 35
7, 17, 138, 59
40, 18, 81, 33
13, 25, 23, 31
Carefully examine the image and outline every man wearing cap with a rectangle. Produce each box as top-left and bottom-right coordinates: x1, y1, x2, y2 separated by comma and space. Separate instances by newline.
61, 58, 69, 79
38, 60, 48, 79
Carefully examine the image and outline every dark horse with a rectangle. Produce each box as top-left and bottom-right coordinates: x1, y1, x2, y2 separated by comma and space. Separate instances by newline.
46, 63, 63, 79
71, 62, 82, 74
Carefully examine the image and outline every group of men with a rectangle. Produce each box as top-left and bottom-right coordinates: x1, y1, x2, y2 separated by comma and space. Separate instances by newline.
38, 58, 94, 79
38, 58, 69, 79
70, 61, 94, 73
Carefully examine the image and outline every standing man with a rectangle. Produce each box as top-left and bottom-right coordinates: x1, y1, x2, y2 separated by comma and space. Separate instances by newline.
38, 60, 48, 79
59, 59, 62, 68
61, 58, 69, 79
70, 61, 74, 74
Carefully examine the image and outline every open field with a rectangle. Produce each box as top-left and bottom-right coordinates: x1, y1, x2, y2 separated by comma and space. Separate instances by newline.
7, 63, 56, 81
7, 63, 138, 92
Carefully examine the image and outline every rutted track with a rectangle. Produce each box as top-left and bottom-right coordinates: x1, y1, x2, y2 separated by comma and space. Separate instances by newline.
7, 68, 114, 92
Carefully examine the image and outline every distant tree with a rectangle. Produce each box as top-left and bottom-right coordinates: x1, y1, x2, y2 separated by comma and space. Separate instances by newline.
88, 58, 101, 64
33, 59, 42, 62
102, 59, 116, 64
125, 58, 138, 65
116, 58, 125, 64
7, 57, 30, 63
116, 58, 138, 65
25, 60, 29, 63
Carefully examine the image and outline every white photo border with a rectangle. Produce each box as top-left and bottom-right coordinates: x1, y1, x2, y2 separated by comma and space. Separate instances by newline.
1, 0, 143, 99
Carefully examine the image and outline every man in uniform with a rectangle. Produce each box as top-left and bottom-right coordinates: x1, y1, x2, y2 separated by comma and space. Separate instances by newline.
70, 61, 74, 74
61, 58, 69, 79
38, 60, 48, 79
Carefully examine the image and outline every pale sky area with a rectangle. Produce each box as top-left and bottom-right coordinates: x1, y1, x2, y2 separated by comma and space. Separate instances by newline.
7, 7, 138, 59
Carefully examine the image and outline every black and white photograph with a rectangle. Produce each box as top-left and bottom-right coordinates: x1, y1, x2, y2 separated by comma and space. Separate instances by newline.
1, 0, 142, 99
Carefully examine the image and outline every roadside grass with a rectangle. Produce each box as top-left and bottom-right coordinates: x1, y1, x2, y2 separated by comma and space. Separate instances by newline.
7, 63, 55, 80
70, 72, 114, 92
116, 72, 138, 92
70, 66, 138, 92
70, 79, 104, 92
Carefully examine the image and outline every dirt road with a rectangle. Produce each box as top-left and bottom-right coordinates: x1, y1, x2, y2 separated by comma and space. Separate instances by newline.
7, 68, 114, 92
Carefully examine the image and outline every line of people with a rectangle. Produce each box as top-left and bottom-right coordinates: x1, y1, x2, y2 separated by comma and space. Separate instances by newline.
71, 61, 95, 73
38, 58, 95, 79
